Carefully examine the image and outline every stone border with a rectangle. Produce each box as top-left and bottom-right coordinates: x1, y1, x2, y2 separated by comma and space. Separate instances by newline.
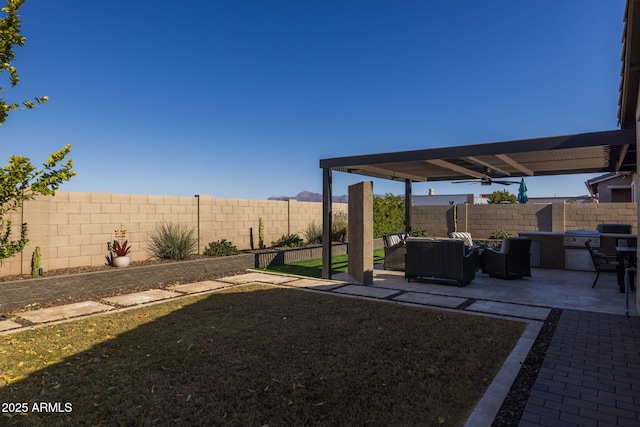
0, 254, 255, 313
254, 243, 348, 268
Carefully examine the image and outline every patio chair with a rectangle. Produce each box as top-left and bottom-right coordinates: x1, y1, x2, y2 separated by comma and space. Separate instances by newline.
585, 240, 619, 288
383, 232, 409, 270
450, 231, 485, 269
481, 237, 532, 279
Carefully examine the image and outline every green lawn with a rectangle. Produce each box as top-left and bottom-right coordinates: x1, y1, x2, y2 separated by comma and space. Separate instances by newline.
0, 283, 525, 426
260, 248, 385, 278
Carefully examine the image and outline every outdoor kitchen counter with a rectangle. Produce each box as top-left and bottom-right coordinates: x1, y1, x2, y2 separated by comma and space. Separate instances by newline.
518, 232, 565, 269
519, 231, 637, 270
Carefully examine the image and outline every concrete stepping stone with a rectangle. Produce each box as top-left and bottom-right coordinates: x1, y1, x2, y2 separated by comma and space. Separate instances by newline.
0, 319, 23, 332
466, 300, 550, 320
102, 289, 179, 307
18, 301, 114, 324
285, 278, 347, 291
169, 280, 230, 294
393, 292, 468, 308
218, 272, 298, 285
332, 284, 399, 299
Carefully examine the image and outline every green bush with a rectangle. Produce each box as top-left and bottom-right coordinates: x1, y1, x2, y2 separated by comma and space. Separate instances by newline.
490, 229, 513, 239
331, 212, 348, 242
203, 239, 240, 257
487, 190, 517, 204
410, 227, 428, 237
271, 233, 305, 248
373, 194, 405, 238
304, 221, 323, 244
147, 222, 197, 260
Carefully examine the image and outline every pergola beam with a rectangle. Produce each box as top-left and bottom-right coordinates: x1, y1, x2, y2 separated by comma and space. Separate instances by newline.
351, 165, 426, 182
615, 144, 630, 171
495, 154, 535, 176
424, 159, 484, 179
465, 156, 511, 176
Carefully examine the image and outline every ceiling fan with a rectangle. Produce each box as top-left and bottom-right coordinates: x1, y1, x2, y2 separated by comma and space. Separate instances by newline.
452, 168, 520, 186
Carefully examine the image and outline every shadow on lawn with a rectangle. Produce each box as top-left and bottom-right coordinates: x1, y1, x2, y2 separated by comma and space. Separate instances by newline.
0, 284, 525, 426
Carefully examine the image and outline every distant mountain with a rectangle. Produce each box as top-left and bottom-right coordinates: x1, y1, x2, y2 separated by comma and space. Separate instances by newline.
268, 191, 348, 203
269, 191, 389, 203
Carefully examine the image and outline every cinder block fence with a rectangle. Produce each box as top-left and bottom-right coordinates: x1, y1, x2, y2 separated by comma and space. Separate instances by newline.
4, 192, 347, 276
3, 191, 635, 277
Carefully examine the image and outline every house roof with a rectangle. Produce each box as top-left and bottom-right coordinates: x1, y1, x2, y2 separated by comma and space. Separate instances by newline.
584, 171, 634, 197
618, 0, 640, 128
320, 129, 636, 183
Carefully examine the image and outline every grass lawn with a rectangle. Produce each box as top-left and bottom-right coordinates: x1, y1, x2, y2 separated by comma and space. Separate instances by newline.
0, 283, 525, 426
261, 248, 385, 278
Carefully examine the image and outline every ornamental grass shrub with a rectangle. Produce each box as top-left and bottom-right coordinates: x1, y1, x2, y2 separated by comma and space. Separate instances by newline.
271, 233, 305, 248
203, 239, 240, 257
147, 222, 197, 260
304, 221, 323, 244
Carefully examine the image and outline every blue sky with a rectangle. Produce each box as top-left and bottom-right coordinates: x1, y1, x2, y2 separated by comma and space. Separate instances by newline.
0, 0, 628, 200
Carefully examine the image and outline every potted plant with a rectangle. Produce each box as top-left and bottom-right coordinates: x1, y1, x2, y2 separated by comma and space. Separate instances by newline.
108, 229, 132, 267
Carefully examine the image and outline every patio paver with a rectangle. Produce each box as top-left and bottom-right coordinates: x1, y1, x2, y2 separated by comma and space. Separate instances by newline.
284, 278, 347, 291
393, 291, 468, 308
218, 272, 298, 285
102, 289, 179, 307
466, 300, 551, 321
332, 284, 399, 299
18, 301, 114, 324
169, 280, 231, 294
0, 319, 22, 331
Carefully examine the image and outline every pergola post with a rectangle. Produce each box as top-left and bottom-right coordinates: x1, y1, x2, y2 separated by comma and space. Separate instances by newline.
405, 179, 412, 233
322, 168, 332, 279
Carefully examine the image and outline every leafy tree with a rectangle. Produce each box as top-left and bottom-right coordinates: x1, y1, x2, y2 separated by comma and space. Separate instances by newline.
373, 194, 405, 238
0, 0, 75, 263
487, 190, 517, 204
1, 0, 49, 124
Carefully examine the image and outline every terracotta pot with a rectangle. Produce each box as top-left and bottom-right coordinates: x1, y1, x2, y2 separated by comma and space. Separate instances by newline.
112, 256, 131, 268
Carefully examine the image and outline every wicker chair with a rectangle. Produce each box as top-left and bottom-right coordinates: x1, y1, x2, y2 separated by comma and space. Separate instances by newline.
481, 237, 532, 279
405, 238, 477, 286
382, 232, 409, 270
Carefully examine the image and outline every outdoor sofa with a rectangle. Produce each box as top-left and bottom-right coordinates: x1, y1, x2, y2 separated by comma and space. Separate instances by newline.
405, 237, 478, 286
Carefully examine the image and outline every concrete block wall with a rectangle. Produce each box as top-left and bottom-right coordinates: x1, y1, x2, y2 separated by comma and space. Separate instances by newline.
3, 192, 348, 277
4, 191, 634, 277
411, 205, 450, 237
412, 202, 637, 239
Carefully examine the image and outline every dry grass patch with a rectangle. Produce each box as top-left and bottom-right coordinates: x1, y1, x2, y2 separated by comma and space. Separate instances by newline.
0, 284, 525, 426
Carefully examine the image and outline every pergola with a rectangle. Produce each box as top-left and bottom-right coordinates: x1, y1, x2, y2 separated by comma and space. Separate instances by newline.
319, 0, 640, 280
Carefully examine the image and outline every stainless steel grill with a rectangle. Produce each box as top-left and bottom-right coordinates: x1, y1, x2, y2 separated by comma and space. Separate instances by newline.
563, 229, 600, 248
563, 230, 600, 271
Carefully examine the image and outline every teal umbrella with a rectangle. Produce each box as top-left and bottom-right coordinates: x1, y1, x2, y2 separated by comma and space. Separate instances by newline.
517, 178, 528, 204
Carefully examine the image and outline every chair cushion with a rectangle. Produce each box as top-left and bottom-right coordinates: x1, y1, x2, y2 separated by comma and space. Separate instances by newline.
386, 235, 399, 246
450, 232, 473, 247
384, 233, 408, 247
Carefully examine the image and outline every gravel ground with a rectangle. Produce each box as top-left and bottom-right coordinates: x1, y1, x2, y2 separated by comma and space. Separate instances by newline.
491, 308, 562, 426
